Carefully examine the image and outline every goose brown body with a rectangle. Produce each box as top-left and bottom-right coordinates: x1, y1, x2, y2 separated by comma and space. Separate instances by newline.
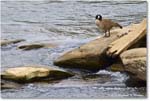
95, 15, 122, 37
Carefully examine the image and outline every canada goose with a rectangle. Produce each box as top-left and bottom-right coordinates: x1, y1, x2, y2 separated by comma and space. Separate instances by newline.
95, 14, 122, 37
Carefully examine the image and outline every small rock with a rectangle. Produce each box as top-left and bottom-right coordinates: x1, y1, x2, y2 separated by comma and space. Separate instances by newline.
1, 66, 74, 83
0, 39, 25, 46
17, 43, 56, 50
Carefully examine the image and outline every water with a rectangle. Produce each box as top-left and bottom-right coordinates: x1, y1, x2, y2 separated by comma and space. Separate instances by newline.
1, 0, 147, 98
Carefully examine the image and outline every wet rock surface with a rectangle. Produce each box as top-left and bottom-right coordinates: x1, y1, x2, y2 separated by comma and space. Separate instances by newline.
125, 76, 146, 87
17, 43, 57, 50
1, 80, 22, 89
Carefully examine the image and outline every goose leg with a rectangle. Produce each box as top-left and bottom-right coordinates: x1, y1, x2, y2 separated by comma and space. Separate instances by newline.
108, 30, 110, 37
104, 31, 107, 37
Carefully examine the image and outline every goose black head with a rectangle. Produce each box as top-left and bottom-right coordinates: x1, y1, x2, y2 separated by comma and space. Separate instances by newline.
95, 14, 102, 21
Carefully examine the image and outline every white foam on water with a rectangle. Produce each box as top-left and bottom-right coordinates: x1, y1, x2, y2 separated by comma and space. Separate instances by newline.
96, 70, 129, 83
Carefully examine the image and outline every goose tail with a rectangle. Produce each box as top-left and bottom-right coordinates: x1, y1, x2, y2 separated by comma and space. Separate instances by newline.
114, 23, 123, 29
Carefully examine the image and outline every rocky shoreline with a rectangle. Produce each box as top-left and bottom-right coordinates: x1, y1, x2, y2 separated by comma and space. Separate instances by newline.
54, 19, 147, 85
1, 18, 147, 89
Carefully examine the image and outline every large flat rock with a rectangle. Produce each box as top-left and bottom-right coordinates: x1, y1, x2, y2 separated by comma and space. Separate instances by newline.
1, 66, 74, 83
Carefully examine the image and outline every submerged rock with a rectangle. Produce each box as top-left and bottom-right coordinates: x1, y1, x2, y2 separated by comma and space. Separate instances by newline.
120, 48, 146, 81
17, 43, 56, 50
0, 39, 25, 46
1, 66, 74, 83
1, 80, 21, 89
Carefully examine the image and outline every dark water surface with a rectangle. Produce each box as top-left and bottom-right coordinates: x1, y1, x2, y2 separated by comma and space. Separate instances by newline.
1, 0, 147, 98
